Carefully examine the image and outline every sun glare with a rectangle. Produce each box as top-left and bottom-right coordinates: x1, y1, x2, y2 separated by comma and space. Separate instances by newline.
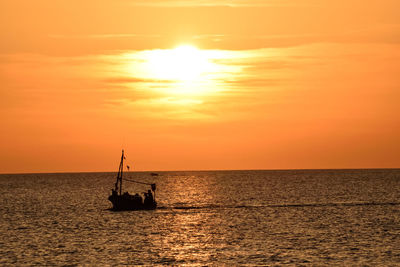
122, 44, 241, 97
144, 44, 214, 82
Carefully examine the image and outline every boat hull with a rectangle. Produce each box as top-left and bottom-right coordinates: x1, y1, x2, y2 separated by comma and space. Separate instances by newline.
108, 194, 157, 211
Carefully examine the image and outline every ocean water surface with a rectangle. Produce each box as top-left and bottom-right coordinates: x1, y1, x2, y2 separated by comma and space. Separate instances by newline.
0, 169, 399, 265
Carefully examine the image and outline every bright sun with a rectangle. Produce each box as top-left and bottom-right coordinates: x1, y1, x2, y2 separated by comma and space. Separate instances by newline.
144, 44, 214, 82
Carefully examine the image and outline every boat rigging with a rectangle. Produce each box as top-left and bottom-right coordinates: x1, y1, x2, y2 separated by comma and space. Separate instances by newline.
108, 150, 157, 211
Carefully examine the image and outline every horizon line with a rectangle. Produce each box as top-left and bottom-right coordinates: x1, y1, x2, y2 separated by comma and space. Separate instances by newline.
1, 167, 399, 175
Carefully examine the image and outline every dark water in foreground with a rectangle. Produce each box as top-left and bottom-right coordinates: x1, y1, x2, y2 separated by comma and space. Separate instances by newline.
1, 169, 399, 266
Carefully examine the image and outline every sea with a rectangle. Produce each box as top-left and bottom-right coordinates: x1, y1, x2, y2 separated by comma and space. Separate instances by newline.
0, 169, 399, 266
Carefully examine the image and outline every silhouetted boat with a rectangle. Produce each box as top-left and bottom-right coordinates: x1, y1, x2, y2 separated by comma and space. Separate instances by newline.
150, 172, 159, 176
108, 150, 157, 211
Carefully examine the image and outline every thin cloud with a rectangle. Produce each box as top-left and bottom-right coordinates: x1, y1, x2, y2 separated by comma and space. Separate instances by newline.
126, 0, 319, 7
48, 34, 160, 39
104, 77, 176, 84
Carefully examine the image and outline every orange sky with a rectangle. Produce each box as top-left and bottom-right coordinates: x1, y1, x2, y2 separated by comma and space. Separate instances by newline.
1, 0, 399, 173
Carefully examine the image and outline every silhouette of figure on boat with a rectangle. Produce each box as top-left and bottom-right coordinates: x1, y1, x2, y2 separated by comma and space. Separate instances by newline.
144, 190, 154, 206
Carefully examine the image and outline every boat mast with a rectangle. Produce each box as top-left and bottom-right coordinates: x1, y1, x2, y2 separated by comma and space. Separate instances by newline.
120, 149, 124, 195
115, 149, 124, 195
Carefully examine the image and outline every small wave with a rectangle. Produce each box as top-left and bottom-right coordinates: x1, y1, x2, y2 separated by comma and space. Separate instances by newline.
268, 202, 400, 208
156, 205, 217, 210
158, 202, 400, 211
